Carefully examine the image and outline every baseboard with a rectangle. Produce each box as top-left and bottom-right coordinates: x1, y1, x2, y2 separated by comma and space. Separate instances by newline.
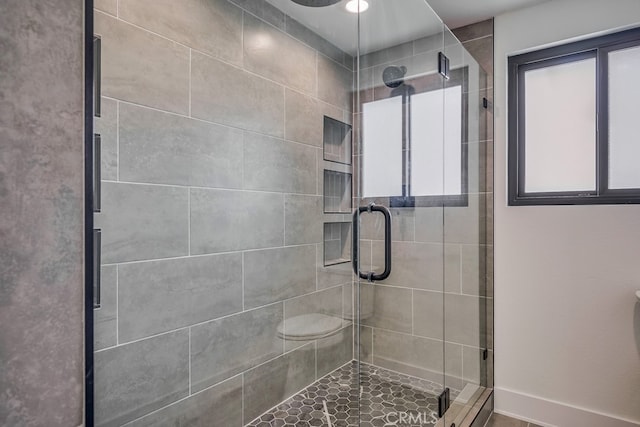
494, 387, 640, 427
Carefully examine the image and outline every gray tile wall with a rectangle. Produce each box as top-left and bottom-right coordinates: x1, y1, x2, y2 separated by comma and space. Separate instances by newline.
0, 1, 85, 424
354, 19, 494, 392
92, 1, 354, 425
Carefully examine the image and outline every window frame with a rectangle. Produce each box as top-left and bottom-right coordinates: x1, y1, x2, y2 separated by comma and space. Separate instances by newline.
508, 26, 640, 206
360, 66, 471, 208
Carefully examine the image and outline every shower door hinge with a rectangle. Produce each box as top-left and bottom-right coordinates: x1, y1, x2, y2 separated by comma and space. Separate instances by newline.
438, 388, 450, 418
483, 348, 488, 360
438, 52, 450, 80
483, 97, 489, 109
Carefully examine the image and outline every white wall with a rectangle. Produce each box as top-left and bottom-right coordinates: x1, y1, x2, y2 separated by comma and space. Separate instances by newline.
494, 1, 640, 425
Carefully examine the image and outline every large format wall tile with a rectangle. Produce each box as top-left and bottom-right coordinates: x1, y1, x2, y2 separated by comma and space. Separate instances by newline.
413, 290, 444, 341
96, 182, 189, 263
445, 293, 481, 347
94, 266, 117, 350
190, 303, 283, 393
94, 330, 189, 426
284, 194, 322, 245
243, 132, 316, 194
119, 103, 243, 188
229, 0, 285, 30
317, 325, 353, 377
244, 245, 316, 309
442, 194, 486, 244
360, 284, 412, 333
461, 244, 485, 296
190, 189, 284, 254
95, 0, 117, 15
118, 253, 243, 343
284, 89, 343, 147
317, 54, 353, 111
317, 248, 353, 290
372, 329, 443, 381
191, 52, 284, 138
360, 207, 415, 242
125, 376, 242, 427
360, 41, 414, 69
119, 0, 243, 66
414, 207, 444, 243
372, 329, 462, 386
284, 16, 350, 68
284, 285, 342, 322
462, 346, 483, 385
244, 13, 316, 94
95, 97, 117, 181
358, 325, 373, 364
95, 12, 189, 115
243, 343, 316, 423
372, 241, 444, 290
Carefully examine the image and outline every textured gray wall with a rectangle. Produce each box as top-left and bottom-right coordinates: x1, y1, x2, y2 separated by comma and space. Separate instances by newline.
0, 0, 85, 426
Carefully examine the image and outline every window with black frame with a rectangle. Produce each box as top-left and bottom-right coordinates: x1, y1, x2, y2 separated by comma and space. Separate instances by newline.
508, 27, 640, 205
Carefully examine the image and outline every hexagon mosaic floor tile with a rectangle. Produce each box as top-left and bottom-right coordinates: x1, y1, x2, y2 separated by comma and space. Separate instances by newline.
246, 361, 455, 427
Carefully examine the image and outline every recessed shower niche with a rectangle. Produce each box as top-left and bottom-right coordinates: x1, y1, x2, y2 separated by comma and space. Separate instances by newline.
323, 222, 351, 266
323, 116, 352, 165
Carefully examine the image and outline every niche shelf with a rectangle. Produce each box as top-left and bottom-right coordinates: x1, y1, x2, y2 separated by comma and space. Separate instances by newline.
323, 222, 351, 266
323, 116, 352, 165
323, 170, 352, 213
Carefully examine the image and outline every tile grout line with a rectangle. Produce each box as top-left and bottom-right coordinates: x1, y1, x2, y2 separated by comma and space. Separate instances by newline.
411, 288, 415, 336
188, 327, 192, 395
241, 253, 245, 312
241, 374, 245, 426
101, 242, 319, 268
115, 265, 119, 345
188, 48, 192, 117
459, 244, 463, 294
102, 177, 356, 199
116, 101, 120, 181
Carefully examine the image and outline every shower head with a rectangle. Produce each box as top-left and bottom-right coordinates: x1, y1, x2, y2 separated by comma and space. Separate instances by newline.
290, 0, 341, 6
382, 65, 407, 88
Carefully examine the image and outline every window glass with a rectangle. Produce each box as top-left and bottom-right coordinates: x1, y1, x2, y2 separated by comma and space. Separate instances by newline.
362, 96, 403, 198
608, 45, 640, 189
411, 86, 462, 196
523, 58, 597, 193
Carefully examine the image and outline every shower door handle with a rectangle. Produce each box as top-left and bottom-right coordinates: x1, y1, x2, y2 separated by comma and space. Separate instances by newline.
352, 203, 392, 282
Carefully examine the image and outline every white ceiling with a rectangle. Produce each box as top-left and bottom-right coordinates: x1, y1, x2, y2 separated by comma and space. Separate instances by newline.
265, 0, 551, 55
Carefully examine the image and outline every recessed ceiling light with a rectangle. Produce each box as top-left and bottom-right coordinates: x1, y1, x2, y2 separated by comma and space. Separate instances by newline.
345, 0, 369, 13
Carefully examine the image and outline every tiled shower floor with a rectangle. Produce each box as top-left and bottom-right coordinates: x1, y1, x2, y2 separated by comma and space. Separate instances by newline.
247, 361, 453, 427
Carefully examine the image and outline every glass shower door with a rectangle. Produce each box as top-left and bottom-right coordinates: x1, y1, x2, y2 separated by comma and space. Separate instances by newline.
355, 2, 448, 426
355, 1, 489, 425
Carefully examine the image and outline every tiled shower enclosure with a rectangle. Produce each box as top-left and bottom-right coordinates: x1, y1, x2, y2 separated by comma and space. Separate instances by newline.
89, 0, 493, 425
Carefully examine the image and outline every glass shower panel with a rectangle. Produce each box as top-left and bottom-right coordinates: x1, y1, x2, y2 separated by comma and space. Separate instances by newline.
442, 26, 490, 426
356, 1, 447, 426
92, 0, 357, 425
